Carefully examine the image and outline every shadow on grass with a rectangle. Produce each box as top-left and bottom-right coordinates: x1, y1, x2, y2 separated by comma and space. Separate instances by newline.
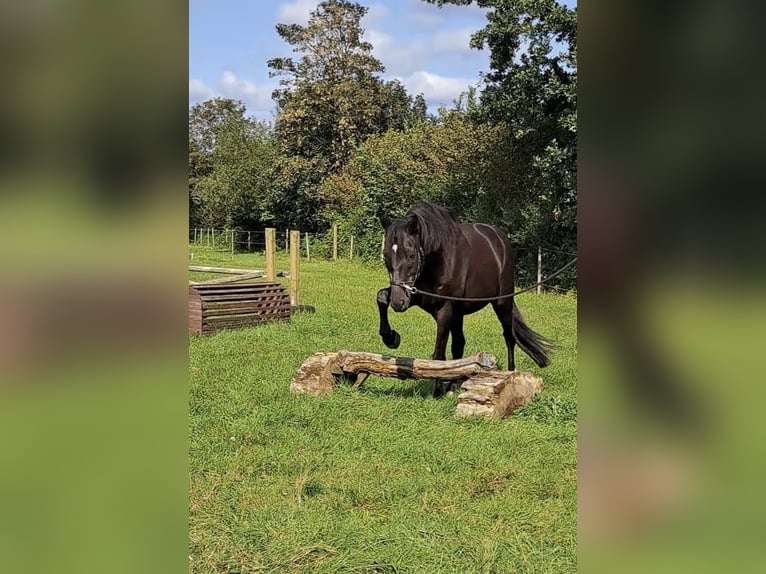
358, 377, 460, 399
354, 377, 437, 399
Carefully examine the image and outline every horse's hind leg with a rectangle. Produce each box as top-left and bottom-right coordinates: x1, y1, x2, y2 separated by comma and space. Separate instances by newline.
431, 304, 455, 398
492, 301, 517, 371
450, 313, 465, 360
439, 313, 466, 395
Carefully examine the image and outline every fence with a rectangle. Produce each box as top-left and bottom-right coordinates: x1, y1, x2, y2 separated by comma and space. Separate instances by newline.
189, 226, 576, 292
188, 225, 358, 261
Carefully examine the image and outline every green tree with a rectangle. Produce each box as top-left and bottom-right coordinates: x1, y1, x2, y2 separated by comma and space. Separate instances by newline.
191, 100, 277, 231
319, 109, 503, 259
425, 0, 577, 287
267, 0, 428, 229
189, 98, 249, 227
379, 80, 431, 131
268, 0, 387, 169
411, 94, 430, 125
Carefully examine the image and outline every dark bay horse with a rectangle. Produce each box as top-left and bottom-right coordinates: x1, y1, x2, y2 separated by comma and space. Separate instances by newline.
377, 202, 550, 393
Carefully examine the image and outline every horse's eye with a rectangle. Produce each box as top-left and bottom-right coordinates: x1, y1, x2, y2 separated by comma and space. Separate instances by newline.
408, 253, 415, 261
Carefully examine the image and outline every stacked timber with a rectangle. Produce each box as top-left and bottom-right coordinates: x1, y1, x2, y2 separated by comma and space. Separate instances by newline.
189, 282, 290, 335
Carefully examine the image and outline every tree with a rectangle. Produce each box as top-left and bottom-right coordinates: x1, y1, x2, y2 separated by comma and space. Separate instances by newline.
379, 80, 431, 131
267, 0, 428, 228
268, 1, 388, 169
189, 98, 249, 227
424, 0, 577, 287
319, 109, 503, 259
190, 99, 277, 231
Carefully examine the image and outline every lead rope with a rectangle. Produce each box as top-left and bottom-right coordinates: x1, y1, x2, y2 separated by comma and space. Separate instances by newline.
391, 256, 577, 302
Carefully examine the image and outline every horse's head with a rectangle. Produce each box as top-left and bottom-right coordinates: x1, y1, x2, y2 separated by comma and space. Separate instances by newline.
381, 213, 424, 312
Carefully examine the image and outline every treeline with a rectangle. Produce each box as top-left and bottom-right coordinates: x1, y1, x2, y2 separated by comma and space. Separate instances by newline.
189, 0, 576, 287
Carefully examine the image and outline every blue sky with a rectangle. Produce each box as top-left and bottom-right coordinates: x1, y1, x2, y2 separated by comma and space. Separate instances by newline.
190, 0, 574, 120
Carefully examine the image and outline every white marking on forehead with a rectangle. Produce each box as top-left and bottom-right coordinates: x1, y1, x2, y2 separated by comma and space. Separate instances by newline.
392, 244, 398, 253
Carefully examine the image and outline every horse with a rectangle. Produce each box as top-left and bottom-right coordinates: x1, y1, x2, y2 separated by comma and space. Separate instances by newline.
376, 202, 551, 396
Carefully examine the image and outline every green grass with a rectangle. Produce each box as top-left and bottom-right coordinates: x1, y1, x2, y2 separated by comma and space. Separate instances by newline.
189, 246, 577, 573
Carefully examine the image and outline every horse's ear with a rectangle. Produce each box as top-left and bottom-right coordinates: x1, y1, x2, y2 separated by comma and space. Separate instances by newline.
405, 214, 418, 234
379, 213, 391, 230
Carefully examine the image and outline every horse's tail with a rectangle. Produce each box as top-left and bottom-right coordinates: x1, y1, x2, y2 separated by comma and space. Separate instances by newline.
512, 304, 551, 368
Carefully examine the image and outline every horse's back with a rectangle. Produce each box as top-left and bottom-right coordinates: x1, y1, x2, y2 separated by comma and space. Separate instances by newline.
459, 222, 513, 266
458, 222, 515, 301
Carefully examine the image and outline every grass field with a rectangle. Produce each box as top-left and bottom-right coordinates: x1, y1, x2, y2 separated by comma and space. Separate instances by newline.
189, 246, 577, 573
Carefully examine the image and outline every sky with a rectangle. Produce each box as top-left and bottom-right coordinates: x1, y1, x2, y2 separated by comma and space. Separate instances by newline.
189, 0, 574, 120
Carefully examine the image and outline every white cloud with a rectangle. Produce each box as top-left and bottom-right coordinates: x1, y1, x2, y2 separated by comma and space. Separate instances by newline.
189, 79, 214, 102
405, 0, 444, 28
277, 0, 317, 25
365, 28, 429, 76
218, 70, 274, 111
405, 0, 487, 29
365, 26, 480, 77
365, 28, 391, 50
431, 28, 474, 53
366, 3, 389, 23
220, 71, 238, 86
189, 71, 276, 116
409, 10, 444, 29
397, 71, 478, 107
277, 0, 388, 26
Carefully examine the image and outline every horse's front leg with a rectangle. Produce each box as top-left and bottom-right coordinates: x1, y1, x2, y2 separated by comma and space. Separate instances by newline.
377, 288, 401, 349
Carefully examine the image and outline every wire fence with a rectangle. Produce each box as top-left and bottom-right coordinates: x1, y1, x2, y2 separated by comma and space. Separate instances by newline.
189, 227, 576, 292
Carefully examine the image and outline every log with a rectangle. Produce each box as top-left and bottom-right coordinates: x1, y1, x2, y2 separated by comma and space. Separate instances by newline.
290, 350, 493, 390
455, 371, 543, 418
289, 352, 338, 395
190, 265, 286, 277
290, 351, 497, 396
189, 272, 265, 285
330, 350, 497, 380
190, 265, 263, 275
289, 350, 543, 418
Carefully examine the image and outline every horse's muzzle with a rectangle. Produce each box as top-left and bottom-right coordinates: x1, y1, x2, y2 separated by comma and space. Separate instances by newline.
390, 285, 411, 312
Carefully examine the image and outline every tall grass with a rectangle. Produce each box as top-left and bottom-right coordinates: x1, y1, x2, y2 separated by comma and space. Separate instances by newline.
189, 246, 577, 573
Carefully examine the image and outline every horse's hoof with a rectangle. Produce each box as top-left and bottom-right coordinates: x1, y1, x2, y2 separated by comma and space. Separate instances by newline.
433, 381, 448, 399
382, 330, 401, 349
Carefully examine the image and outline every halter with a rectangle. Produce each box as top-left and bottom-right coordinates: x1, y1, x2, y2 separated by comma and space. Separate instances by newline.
390, 246, 424, 295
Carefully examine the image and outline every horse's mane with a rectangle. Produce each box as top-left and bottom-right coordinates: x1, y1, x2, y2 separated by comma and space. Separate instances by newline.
403, 201, 461, 254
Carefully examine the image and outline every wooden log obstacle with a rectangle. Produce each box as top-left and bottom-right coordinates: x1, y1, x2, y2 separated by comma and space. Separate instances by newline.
189, 282, 290, 335
290, 351, 542, 419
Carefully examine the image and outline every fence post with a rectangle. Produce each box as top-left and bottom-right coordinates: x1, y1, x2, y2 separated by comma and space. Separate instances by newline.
290, 230, 300, 307
247, 231, 251, 252
381, 233, 385, 259
285, 229, 289, 251
350, 236, 354, 259
305, 232, 310, 261
265, 228, 276, 281
230, 229, 234, 254
332, 224, 338, 262
537, 246, 542, 295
